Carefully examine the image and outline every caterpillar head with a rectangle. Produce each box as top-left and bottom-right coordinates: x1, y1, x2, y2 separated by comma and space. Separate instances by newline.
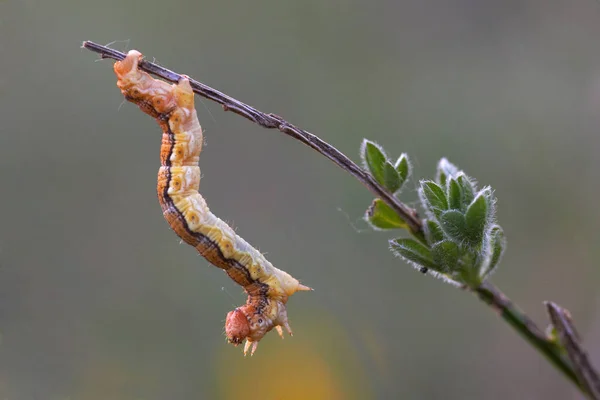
225, 308, 250, 345
225, 303, 274, 356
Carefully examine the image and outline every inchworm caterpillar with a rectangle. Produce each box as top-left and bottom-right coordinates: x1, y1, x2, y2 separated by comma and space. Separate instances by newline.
114, 50, 311, 355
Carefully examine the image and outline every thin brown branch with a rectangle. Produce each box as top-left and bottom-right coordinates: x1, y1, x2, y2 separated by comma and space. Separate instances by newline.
475, 282, 583, 393
82, 41, 423, 237
546, 301, 600, 399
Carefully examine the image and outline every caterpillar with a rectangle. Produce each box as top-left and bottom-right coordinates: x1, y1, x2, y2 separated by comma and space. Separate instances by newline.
113, 50, 311, 355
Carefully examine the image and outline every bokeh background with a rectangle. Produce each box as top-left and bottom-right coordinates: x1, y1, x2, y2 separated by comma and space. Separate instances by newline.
2, 0, 600, 399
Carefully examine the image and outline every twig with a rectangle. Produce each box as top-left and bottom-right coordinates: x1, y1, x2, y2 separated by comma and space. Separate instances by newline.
546, 302, 600, 399
81, 41, 423, 238
82, 41, 585, 396
476, 282, 583, 393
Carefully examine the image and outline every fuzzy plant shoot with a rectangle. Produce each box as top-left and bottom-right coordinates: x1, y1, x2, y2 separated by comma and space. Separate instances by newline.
358, 139, 596, 396
360, 140, 506, 288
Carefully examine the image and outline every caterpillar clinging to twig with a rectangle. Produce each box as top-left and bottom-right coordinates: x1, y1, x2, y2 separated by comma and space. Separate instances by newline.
113, 50, 311, 355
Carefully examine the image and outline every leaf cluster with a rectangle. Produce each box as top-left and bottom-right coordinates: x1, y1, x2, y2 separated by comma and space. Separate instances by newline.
361, 141, 506, 288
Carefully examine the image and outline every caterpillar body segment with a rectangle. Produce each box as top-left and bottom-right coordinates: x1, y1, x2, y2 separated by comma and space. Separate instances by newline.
114, 50, 311, 355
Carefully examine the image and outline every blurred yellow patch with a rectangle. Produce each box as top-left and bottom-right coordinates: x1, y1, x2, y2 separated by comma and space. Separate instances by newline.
216, 309, 372, 400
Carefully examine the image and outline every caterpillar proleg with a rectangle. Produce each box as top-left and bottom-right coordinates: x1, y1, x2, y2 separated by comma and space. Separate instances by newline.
114, 50, 311, 355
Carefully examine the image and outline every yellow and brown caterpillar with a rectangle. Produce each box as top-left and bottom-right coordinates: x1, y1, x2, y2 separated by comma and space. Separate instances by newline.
114, 50, 311, 355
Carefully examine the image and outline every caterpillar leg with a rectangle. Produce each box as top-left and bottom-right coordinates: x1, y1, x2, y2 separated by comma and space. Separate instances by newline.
275, 321, 294, 339
275, 325, 284, 339
275, 303, 294, 337
282, 320, 293, 336
244, 340, 260, 356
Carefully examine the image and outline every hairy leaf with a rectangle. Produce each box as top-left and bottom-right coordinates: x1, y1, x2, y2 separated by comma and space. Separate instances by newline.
447, 178, 462, 210
424, 219, 445, 245
432, 240, 460, 273
390, 238, 437, 270
465, 190, 491, 246
382, 161, 402, 193
439, 210, 467, 242
394, 153, 411, 189
456, 173, 476, 210
481, 225, 506, 278
360, 140, 387, 186
365, 199, 408, 230
436, 158, 460, 186
420, 180, 449, 216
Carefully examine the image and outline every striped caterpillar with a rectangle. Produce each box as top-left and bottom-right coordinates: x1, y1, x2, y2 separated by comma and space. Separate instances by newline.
113, 50, 311, 355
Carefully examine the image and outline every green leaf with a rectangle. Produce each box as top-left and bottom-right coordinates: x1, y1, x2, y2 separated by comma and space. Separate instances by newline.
420, 181, 448, 216
431, 241, 460, 273
456, 173, 475, 210
488, 226, 505, 269
390, 238, 437, 270
436, 158, 460, 186
458, 250, 482, 287
424, 219, 445, 245
447, 178, 462, 210
382, 161, 402, 192
365, 199, 408, 230
439, 210, 467, 242
394, 154, 411, 187
481, 225, 506, 278
465, 190, 491, 246
360, 140, 387, 186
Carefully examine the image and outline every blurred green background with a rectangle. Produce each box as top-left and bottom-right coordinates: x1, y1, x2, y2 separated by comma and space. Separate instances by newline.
2, 0, 600, 399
